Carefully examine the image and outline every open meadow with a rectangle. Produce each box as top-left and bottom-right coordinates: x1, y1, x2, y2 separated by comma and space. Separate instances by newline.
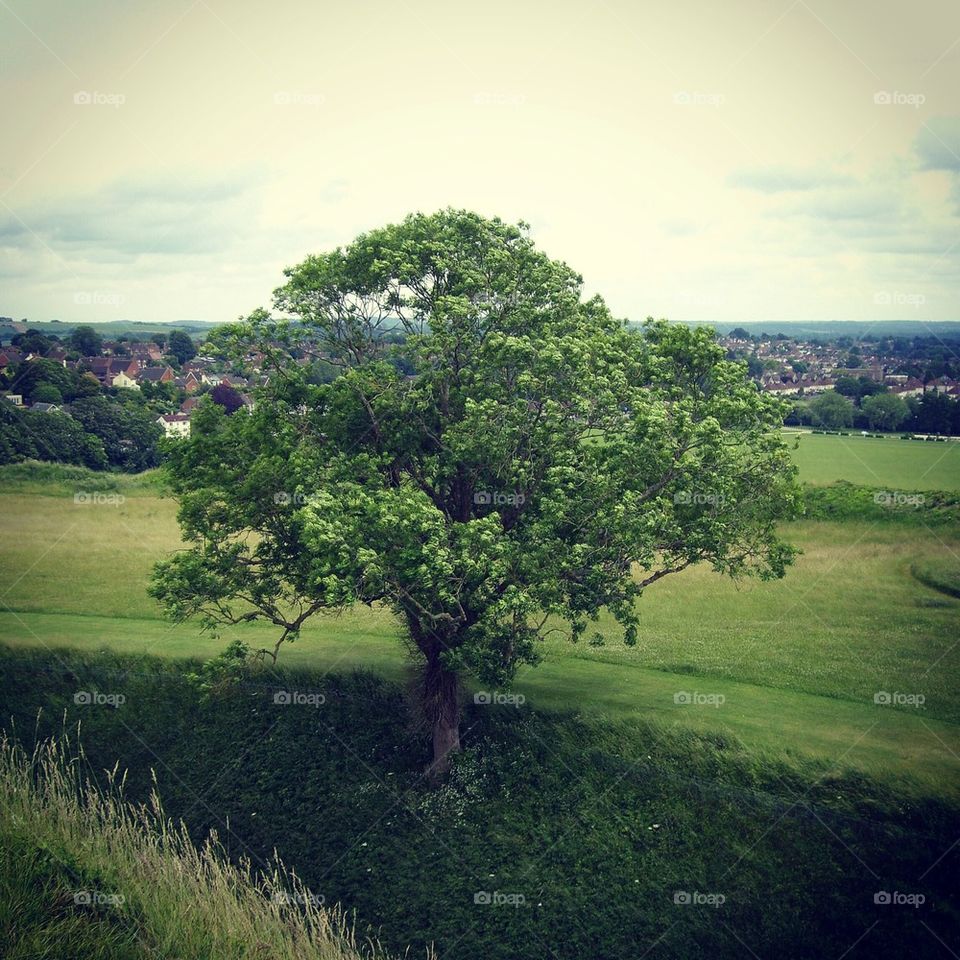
2, 433, 960, 959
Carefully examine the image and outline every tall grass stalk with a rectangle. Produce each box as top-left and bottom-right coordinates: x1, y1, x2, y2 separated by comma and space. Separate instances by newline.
0, 730, 416, 960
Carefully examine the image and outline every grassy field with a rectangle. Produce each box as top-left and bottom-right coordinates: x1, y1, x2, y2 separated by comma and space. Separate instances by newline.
1, 454, 959, 796
786, 430, 960, 489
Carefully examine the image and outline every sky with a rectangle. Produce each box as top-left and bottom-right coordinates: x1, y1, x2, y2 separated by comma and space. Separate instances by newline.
0, 0, 958, 325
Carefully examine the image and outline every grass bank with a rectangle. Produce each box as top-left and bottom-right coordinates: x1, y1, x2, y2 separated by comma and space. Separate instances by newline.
1, 647, 958, 960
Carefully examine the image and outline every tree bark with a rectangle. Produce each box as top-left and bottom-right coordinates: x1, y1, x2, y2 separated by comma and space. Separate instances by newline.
423, 655, 461, 783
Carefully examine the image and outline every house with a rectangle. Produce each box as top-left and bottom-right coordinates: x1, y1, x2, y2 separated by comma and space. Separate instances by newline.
180, 395, 202, 415
174, 371, 200, 393
1, 393, 23, 406
85, 357, 141, 387
31, 402, 62, 413
127, 341, 163, 362
112, 370, 141, 390
889, 378, 925, 398
0, 347, 23, 369
136, 365, 175, 386
157, 412, 190, 437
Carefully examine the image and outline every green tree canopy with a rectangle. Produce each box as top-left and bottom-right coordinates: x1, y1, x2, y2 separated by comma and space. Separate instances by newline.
168, 330, 197, 364
809, 390, 854, 428
69, 324, 103, 356
151, 210, 800, 779
860, 393, 909, 431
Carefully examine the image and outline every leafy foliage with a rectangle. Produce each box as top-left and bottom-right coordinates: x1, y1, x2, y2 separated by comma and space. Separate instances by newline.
152, 210, 800, 767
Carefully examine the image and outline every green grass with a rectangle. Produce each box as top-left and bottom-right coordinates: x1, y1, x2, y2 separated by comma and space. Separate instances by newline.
1, 465, 959, 796
0, 732, 392, 960
786, 431, 960, 489
2, 649, 958, 960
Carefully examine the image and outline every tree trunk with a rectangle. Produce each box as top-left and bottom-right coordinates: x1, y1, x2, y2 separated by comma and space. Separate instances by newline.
424, 657, 461, 783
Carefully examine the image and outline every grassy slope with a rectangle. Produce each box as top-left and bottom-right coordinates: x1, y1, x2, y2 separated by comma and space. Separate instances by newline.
2, 649, 957, 960
786, 431, 960, 488
1, 456, 959, 795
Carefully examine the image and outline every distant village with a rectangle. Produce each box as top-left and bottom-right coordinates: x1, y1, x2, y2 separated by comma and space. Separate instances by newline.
720, 330, 960, 400
0, 320, 268, 439
2, 319, 959, 474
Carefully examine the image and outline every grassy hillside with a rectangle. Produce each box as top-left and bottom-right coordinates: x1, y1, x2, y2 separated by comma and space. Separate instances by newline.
1, 461, 958, 792
1, 648, 957, 960
0, 731, 388, 960
786, 431, 960, 489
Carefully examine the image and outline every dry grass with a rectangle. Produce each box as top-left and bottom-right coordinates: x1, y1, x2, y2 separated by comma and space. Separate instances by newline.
0, 731, 421, 960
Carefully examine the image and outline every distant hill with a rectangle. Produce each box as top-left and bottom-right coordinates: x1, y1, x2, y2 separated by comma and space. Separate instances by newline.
673, 320, 960, 340
2, 319, 226, 339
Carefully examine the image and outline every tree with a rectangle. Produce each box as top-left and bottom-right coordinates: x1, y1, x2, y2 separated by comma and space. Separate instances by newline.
210, 382, 245, 414
809, 391, 854, 428
861, 393, 908, 431
69, 395, 164, 471
69, 325, 103, 356
32, 383, 63, 405
151, 211, 800, 780
168, 330, 197, 364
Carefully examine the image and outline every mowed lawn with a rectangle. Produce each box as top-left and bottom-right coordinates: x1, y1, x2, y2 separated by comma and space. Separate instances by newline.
1, 454, 959, 796
787, 430, 960, 488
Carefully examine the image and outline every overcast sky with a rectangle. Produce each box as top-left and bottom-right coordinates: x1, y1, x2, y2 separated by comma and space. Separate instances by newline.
1, 0, 958, 325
